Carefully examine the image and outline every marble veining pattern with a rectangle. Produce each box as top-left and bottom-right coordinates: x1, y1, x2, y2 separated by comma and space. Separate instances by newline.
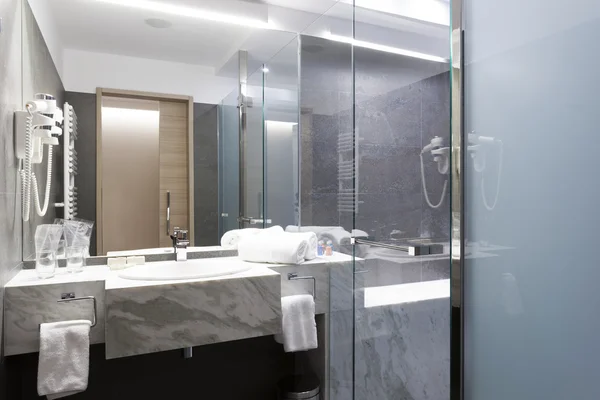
105, 270, 282, 359
354, 298, 450, 400
4, 279, 105, 356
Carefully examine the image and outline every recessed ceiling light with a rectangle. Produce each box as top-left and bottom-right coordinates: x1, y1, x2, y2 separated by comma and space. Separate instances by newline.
94, 0, 272, 29
145, 18, 172, 29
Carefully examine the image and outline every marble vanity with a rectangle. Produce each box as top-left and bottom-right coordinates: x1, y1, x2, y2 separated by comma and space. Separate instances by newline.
4, 253, 358, 359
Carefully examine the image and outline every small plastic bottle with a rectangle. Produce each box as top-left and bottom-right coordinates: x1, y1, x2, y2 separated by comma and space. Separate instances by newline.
317, 240, 325, 256
325, 240, 333, 256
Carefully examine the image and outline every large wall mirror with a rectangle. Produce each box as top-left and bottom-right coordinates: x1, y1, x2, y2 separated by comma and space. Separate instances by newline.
19, 0, 348, 260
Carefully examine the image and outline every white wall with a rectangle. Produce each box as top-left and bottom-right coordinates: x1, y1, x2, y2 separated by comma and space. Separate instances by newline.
27, 0, 64, 79
62, 49, 238, 104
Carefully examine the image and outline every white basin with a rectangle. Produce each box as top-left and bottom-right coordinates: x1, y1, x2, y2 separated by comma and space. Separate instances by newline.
118, 258, 252, 281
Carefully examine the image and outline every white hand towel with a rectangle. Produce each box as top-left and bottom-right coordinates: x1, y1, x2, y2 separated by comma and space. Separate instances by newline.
238, 234, 307, 264
286, 232, 317, 260
279, 295, 318, 352
38, 320, 91, 399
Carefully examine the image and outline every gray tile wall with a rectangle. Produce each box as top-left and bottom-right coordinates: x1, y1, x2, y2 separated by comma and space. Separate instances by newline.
193, 103, 219, 246
21, 0, 65, 259
300, 36, 450, 244
1, 1, 63, 394
61, 94, 220, 254
65, 92, 97, 254
0, 1, 24, 380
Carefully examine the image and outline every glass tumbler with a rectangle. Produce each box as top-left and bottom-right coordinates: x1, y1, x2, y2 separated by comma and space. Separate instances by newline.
66, 246, 85, 273
36, 251, 56, 279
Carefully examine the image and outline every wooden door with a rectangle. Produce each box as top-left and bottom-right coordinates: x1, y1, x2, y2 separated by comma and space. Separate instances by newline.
159, 101, 190, 247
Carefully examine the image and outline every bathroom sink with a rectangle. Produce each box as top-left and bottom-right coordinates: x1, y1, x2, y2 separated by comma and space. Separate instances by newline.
118, 258, 252, 281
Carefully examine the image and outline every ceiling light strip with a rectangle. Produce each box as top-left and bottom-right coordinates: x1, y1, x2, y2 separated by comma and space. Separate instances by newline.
326, 33, 448, 63
93, 0, 271, 29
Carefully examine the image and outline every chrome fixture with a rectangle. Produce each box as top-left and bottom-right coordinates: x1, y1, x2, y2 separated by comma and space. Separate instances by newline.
170, 227, 189, 261
287, 273, 316, 300
354, 238, 444, 256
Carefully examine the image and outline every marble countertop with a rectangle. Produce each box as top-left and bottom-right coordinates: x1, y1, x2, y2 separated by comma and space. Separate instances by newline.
7, 252, 358, 289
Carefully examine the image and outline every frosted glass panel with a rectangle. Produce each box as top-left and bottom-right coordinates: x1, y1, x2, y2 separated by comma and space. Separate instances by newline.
463, 1, 600, 399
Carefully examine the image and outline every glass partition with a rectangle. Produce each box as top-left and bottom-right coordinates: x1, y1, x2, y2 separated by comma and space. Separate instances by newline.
218, 89, 240, 237
263, 36, 300, 228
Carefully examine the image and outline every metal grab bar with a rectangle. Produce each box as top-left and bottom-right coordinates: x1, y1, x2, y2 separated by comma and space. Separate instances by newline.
354, 238, 444, 256
287, 273, 316, 300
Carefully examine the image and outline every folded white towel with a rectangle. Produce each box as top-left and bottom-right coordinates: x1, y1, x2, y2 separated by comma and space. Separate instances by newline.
278, 295, 318, 352
285, 232, 317, 260
238, 234, 307, 264
38, 320, 91, 399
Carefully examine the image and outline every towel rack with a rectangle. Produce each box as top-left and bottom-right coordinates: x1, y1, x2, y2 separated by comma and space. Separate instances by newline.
287, 273, 316, 300
39, 293, 97, 328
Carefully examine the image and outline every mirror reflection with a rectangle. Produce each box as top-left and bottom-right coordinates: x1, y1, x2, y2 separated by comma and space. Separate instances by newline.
19, 0, 450, 265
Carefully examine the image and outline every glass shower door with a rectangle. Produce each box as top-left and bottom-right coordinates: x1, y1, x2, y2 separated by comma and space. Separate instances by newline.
459, 0, 600, 399
218, 63, 266, 235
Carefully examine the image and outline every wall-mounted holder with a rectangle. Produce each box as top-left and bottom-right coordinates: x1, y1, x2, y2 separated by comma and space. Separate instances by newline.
287, 273, 316, 300
39, 293, 97, 329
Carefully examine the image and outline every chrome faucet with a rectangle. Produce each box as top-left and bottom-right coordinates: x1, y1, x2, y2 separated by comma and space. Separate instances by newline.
170, 227, 189, 261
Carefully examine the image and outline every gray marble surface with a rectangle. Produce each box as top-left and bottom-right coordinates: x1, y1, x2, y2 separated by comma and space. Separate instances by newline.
354, 297, 450, 400
4, 268, 106, 356
104, 266, 282, 359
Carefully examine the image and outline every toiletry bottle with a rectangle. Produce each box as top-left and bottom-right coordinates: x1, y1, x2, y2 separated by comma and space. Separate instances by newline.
317, 240, 325, 256
325, 240, 333, 256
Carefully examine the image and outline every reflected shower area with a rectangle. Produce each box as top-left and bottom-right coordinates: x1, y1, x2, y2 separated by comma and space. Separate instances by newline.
217, 2, 451, 399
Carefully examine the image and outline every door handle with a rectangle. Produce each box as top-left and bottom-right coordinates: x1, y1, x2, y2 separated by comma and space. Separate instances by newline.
166, 191, 170, 235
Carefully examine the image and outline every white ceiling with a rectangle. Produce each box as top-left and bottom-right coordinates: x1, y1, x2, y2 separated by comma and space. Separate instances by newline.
44, 0, 449, 70
30, 0, 449, 103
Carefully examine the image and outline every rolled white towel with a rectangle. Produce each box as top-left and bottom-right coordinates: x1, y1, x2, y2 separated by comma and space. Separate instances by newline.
285, 225, 344, 235
262, 225, 285, 235
286, 232, 317, 260
220, 226, 284, 249
319, 229, 352, 248
238, 234, 308, 264
220, 228, 260, 249
352, 229, 369, 238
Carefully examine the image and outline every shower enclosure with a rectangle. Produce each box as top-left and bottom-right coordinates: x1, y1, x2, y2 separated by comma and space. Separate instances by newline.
219, 3, 452, 399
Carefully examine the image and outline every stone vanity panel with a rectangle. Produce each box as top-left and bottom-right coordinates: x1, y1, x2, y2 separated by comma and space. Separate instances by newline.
105, 270, 282, 359
5, 279, 105, 356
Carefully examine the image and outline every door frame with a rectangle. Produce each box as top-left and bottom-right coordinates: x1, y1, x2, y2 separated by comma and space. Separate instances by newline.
450, 0, 465, 399
96, 88, 195, 255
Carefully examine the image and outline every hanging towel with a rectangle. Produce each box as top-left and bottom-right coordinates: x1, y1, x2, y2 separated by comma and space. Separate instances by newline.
278, 295, 318, 352
238, 234, 308, 264
286, 232, 317, 260
38, 320, 91, 399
